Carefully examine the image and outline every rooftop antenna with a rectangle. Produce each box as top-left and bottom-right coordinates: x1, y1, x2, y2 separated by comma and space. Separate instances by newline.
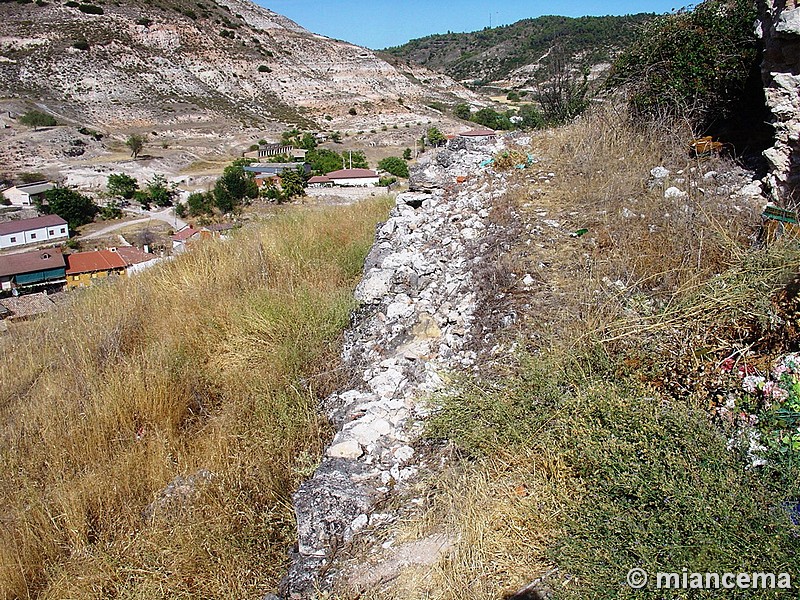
349, 150, 352, 169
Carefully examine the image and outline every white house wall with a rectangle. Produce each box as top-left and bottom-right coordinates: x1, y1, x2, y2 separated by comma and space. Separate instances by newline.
332, 177, 379, 187
0, 224, 69, 249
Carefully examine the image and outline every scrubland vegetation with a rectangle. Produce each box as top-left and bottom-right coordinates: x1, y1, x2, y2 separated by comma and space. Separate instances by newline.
344, 105, 800, 599
0, 199, 390, 598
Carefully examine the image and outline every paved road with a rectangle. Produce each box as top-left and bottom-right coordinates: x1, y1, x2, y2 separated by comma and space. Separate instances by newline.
82, 207, 188, 240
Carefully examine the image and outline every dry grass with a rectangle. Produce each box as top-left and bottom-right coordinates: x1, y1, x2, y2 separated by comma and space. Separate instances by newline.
475, 103, 760, 352
0, 198, 391, 598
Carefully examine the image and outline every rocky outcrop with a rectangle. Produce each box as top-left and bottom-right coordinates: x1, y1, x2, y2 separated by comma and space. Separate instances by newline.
759, 1, 800, 203
280, 137, 508, 598
0, 0, 478, 131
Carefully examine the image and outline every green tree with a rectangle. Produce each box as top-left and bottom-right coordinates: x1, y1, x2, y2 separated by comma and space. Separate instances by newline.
37, 187, 98, 230
186, 191, 214, 216
426, 126, 446, 147
454, 103, 471, 120
145, 174, 177, 207
403, 147, 412, 160
330, 131, 342, 143
19, 110, 57, 128
126, 134, 147, 159
471, 108, 514, 130
348, 151, 368, 169
378, 156, 409, 178
609, 0, 758, 127
299, 133, 317, 150
213, 162, 258, 213
506, 90, 521, 102
100, 200, 123, 220
280, 168, 306, 202
517, 104, 545, 129
306, 148, 343, 174
106, 173, 139, 199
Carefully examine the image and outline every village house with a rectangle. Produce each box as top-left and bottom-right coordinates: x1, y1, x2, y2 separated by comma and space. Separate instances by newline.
0, 248, 67, 293
324, 168, 380, 187
243, 162, 311, 187
2, 181, 55, 207
458, 128, 497, 141
243, 143, 308, 161
307, 175, 334, 188
171, 226, 200, 251
65, 249, 127, 289
0, 215, 69, 250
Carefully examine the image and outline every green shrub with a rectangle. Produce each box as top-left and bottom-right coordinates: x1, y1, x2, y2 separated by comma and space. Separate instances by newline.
257, 64, 271, 73
609, 0, 759, 127
64, 1, 79, 7
19, 110, 57, 128
377, 156, 409, 178
72, 40, 90, 51
77, 3, 103, 13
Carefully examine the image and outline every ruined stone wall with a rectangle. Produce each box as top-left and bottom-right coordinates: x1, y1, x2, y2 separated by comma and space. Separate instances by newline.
759, 0, 800, 203
277, 138, 515, 599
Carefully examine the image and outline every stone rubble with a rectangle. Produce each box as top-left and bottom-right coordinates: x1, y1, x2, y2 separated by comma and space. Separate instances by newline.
280, 136, 507, 598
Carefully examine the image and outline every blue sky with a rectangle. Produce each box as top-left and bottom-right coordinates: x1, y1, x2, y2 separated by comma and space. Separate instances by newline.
259, 1, 683, 49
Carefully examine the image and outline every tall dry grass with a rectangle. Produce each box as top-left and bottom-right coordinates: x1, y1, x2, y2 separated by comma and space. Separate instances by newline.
0, 198, 390, 598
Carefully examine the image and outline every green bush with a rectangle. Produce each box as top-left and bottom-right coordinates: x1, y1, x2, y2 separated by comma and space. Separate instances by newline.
257, 64, 271, 73
64, 1, 79, 6
19, 110, 57, 128
609, 0, 759, 127
377, 156, 409, 178
72, 40, 90, 51
77, 3, 103, 14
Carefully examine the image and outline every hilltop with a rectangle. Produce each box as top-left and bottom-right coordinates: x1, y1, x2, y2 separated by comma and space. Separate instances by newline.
383, 14, 655, 89
0, 0, 481, 177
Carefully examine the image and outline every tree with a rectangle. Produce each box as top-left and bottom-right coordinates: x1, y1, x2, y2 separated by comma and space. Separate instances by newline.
608, 0, 758, 127
307, 148, 343, 175
330, 131, 342, 143
106, 173, 139, 199
280, 168, 306, 202
470, 107, 514, 130
378, 156, 409, 178
426, 126, 446, 147
126, 134, 147, 159
299, 132, 317, 150
403, 147, 412, 161
533, 46, 589, 126
186, 191, 214, 216
348, 151, 368, 169
100, 200, 123, 220
145, 174, 177, 207
37, 187, 98, 230
454, 103, 471, 120
517, 104, 545, 129
213, 162, 258, 213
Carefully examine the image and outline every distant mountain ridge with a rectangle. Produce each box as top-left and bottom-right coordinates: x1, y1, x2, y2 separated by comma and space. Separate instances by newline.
0, 0, 478, 131
383, 14, 655, 89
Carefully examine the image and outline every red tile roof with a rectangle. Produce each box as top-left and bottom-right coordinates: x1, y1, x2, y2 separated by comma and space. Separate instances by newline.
459, 128, 497, 137
66, 250, 126, 275
308, 175, 333, 184
114, 246, 157, 266
0, 215, 68, 236
325, 168, 378, 179
171, 227, 199, 242
0, 248, 66, 277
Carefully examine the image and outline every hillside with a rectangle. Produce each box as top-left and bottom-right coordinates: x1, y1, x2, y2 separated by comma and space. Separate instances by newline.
383, 14, 655, 89
0, 0, 476, 131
